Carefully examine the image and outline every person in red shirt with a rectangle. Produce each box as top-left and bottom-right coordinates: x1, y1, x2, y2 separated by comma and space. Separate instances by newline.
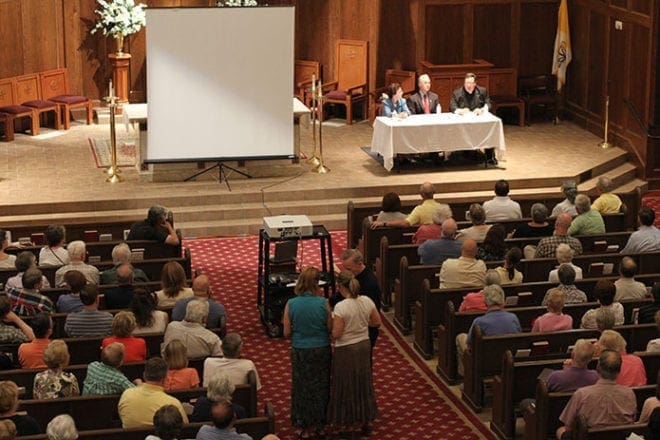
101, 311, 146, 363
596, 330, 647, 387
458, 269, 501, 312
18, 313, 52, 369
163, 339, 200, 390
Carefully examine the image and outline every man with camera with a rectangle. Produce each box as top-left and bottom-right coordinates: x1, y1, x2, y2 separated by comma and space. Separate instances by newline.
128, 205, 179, 245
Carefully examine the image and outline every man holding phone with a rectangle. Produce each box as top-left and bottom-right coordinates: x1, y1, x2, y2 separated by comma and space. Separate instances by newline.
128, 205, 179, 245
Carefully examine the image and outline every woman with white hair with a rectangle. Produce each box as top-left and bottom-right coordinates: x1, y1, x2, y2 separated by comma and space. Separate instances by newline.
512, 203, 553, 238
190, 371, 246, 422
548, 244, 583, 283
412, 204, 453, 245
46, 414, 78, 440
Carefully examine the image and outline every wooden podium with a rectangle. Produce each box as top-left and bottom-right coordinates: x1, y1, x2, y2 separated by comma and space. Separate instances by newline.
109, 53, 131, 105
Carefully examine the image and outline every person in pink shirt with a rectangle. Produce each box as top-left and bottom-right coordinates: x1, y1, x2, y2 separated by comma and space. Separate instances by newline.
458, 270, 501, 312
597, 330, 647, 387
532, 289, 573, 332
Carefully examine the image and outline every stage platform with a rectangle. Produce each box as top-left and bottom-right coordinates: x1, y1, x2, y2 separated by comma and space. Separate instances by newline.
0, 115, 646, 237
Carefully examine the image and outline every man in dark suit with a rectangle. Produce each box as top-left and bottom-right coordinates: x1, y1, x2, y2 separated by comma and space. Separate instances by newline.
450, 72, 497, 164
408, 74, 440, 115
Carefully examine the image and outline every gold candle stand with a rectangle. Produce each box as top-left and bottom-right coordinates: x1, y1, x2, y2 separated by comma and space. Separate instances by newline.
599, 95, 612, 149
105, 81, 123, 183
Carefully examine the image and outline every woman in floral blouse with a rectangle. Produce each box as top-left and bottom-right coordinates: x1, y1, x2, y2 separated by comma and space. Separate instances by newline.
33, 340, 79, 399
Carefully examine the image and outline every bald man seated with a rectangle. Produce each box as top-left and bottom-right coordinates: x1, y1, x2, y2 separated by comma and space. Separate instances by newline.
439, 239, 487, 289
171, 275, 227, 329
196, 400, 253, 440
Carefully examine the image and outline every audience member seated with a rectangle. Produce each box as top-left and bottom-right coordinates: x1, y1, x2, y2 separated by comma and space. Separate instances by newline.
0, 419, 15, 440
172, 275, 226, 329
412, 204, 453, 245
512, 203, 553, 238
547, 339, 598, 391
439, 239, 486, 289
18, 312, 52, 369
128, 205, 180, 246
156, 261, 194, 308
38, 225, 70, 267
581, 280, 624, 329
638, 282, 660, 324
46, 414, 78, 440
8, 268, 53, 316
0, 381, 40, 435
374, 192, 407, 224
118, 357, 189, 428
483, 180, 522, 222
0, 297, 35, 344
556, 350, 636, 439
104, 263, 137, 309
56, 270, 86, 313
145, 404, 184, 440
0, 231, 15, 269
568, 194, 606, 236
203, 333, 261, 390
551, 180, 579, 217
131, 288, 169, 335
101, 311, 147, 362
381, 82, 410, 117
646, 311, 660, 352
457, 203, 491, 243
196, 399, 253, 440
597, 330, 647, 387
548, 244, 583, 283
4, 251, 51, 295
417, 218, 461, 265
191, 371, 247, 422
458, 270, 501, 312
476, 223, 506, 261
543, 264, 587, 305
621, 206, 660, 254
614, 257, 648, 301
64, 284, 113, 337
494, 247, 523, 285
163, 339, 200, 391
532, 289, 573, 332
83, 342, 136, 395
595, 308, 616, 333
533, 213, 583, 259
54, 241, 100, 286
455, 285, 521, 376
33, 340, 79, 399
371, 182, 441, 228
591, 176, 622, 214
164, 300, 223, 359
639, 374, 660, 424
100, 243, 150, 285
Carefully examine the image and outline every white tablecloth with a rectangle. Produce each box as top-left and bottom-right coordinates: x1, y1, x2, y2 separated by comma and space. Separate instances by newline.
371, 112, 506, 171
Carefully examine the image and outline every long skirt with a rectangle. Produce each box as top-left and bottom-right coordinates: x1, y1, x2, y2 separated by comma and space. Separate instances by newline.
290, 345, 332, 429
327, 339, 378, 426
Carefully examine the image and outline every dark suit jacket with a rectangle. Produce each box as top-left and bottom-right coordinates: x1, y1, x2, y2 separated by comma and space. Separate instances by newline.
449, 86, 491, 112
408, 91, 440, 115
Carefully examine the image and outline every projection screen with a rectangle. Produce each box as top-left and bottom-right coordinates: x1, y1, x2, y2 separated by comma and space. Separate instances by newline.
145, 7, 294, 162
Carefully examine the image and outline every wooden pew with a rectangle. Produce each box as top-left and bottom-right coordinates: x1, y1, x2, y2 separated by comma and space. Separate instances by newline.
38, 281, 164, 307
523, 381, 654, 440
574, 415, 649, 440
6, 239, 183, 261
5, 221, 155, 244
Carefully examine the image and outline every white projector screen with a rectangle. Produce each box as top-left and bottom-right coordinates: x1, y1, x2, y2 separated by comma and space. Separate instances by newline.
145, 7, 294, 162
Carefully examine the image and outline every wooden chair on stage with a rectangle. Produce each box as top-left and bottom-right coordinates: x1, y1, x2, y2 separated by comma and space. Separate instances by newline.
39, 68, 93, 129
320, 39, 369, 125
519, 74, 559, 124
0, 77, 39, 136
0, 113, 14, 141
15, 73, 61, 131
294, 60, 321, 104
369, 69, 416, 122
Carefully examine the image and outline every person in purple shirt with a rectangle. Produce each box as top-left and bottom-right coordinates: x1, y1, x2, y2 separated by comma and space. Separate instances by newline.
548, 339, 598, 392
417, 219, 462, 265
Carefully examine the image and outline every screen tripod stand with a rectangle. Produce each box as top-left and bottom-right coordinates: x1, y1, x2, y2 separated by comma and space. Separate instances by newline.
183, 162, 252, 191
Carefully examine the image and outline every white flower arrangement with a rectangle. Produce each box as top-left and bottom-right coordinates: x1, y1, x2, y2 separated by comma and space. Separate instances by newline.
217, 0, 258, 6
91, 0, 147, 37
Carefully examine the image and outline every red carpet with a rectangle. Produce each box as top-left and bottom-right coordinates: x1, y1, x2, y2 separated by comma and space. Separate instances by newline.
641, 191, 660, 228
185, 232, 493, 439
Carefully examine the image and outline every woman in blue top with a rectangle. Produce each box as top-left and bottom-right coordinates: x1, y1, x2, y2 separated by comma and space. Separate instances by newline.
381, 82, 410, 117
283, 267, 332, 439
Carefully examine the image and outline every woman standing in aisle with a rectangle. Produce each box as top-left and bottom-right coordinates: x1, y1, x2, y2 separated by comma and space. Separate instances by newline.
283, 267, 332, 439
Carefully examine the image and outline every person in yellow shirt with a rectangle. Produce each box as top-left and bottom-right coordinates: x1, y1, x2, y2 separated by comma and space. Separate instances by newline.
591, 176, 622, 214
371, 181, 441, 228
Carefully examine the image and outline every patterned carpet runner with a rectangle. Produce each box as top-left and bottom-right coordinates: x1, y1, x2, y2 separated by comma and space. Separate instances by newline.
185, 232, 494, 439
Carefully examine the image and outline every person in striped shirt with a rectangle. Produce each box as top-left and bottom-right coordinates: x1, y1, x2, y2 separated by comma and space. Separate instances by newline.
64, 284, 113, 338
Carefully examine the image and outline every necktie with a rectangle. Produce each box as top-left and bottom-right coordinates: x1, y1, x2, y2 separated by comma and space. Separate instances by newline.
423, 94, 430, 114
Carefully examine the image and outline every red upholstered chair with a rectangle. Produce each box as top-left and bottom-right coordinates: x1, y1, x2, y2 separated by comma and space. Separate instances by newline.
320, 39, 369, 125
15, 73, 61, 131
39, 68, 93, 129
0, 77, 38, 135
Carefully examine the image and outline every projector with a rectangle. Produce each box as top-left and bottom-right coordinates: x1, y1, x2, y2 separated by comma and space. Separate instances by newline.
263, 215, 313, 238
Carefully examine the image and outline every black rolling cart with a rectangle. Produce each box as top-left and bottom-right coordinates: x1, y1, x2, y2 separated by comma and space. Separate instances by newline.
257, 225, 336, 337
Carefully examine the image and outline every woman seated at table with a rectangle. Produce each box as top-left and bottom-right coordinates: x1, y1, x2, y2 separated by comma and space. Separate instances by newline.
381, 83, 410, 117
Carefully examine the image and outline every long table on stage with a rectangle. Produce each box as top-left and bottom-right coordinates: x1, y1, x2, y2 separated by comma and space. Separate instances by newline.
370, 112, 506, 171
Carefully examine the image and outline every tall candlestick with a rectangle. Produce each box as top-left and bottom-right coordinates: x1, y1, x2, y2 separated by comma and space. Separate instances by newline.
109, 80, 114, 98
317, 79, 322, 98
311, 74, 316, 96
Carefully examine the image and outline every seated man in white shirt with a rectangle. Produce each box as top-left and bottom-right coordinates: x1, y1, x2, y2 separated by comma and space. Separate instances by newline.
203, 333, 261, 390
483, 180, 522, 222
614, 257, 648, 301
621, 206, 660, 254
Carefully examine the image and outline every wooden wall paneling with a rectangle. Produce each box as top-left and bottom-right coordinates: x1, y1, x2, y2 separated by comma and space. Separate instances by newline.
376, 0, 417, 87
62, 0, 84, 96
609, 0, 626, 9
473, 3, 511, 67
518, 1, 558, 77
607, 16, 627, 130
20, 0, 64, 75
645, 0, 660, 181
630, 0, 651, 15
295, 0, 338, 85
0, 0, 24, 78
627, 23, 650, 140
79, 0, 107, 100
586, 11, 607, 118
338, 0, 379, 94
566, 2, 588, 111
424, 4, 465, 64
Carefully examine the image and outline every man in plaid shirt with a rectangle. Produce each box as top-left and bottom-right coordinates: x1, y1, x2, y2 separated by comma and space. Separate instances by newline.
534, 213, 583, 259
7, 268, 53, 317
